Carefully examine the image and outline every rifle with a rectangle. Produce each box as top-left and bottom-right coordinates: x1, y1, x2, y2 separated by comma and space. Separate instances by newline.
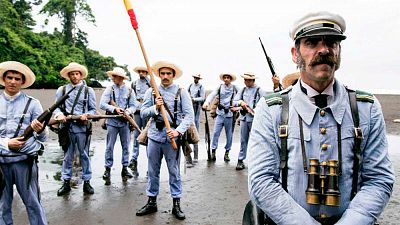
258, 37, 282, 90
48, 114, 125, 126
203, 109, 211, 161
19, 87, 76, 141
110, 100, 142, 133
242, 104, 255, 116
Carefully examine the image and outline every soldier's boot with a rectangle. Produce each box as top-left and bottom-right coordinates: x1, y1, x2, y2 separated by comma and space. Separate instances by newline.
57, 180, 71, 196
193, 146, 199, 163
129, 159, 138, 174
224, 151, 230, 162
121, 166, 133, 179
236, 160, 245, 170
136, 196, 158, 216
211, 149, 216, 162
185, 155, 194, 168
102, 167, 111, 180
83, 181, 94, 195
172, 198, 186, 220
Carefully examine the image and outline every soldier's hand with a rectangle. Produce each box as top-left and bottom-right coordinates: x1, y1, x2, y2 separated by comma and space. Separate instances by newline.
31, 119, 44, 133
240, 101, 248, 108
230, 107, 240, 112
8, 137, 26, 152
202, 103, 209, 110
80, 114, 88, 121
155, 96, 164, 110
115, 107, 124, 115
272, 75, 280, 89
56, 114, 67, 123
167, 128, 180, 139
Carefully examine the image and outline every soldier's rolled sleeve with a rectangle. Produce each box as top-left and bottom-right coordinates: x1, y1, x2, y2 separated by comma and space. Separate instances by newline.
100, 87, 116, 113
126, 90, 138, 114
248, 99, 319, 225
175, 89, 194, 134
336, 100, 395, 225
140, 88, 158, 119
204, 88, 218, 105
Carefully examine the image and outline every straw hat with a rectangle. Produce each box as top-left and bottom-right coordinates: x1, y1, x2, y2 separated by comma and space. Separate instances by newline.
60, 62, 88, 80
240, 72, 257, 80
107, 67, 129, 80
282, 72, 300, 89
133, 66, 149, 74
152, 61, 182, 80
0, 61, 35, 88
219, 73, 236, 82
192, 74, 202, 79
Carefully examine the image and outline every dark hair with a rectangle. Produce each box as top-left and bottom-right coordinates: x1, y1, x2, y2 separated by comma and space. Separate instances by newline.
159, 67, 176, 77
3, 70, 26, 83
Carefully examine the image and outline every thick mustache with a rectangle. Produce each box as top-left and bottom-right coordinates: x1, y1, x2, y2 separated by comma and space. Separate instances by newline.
162, 79, 169, 82
310, 54, 337, 67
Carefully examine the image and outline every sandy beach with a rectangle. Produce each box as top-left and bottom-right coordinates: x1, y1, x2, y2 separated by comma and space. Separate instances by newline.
8, 89, 400, 225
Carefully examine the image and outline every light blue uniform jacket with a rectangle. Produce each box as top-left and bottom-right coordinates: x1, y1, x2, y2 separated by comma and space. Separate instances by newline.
248, 81, 395, 225
0, 92, 47, 162
233, 85, 266, 122
141, 84, 194, 143
204, 84, 239, 118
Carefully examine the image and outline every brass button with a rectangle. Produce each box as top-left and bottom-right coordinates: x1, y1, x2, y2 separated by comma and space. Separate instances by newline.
320, 110, 326, 116
320, 213, 327, 218
321, 144, 328, 150
320, 128, 327, 134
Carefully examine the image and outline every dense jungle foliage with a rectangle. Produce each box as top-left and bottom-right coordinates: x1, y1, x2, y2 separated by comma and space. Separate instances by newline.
0, 0, 127, 88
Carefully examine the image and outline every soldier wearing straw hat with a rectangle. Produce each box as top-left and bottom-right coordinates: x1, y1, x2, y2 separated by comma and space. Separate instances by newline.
0, 61, 48, 224
100, 67, 137, 182
185, 73, 205, 166
128, 66, 150, 175
232, 72, 266, 170
54, 62, 96, 196
247, 11, 394, 224
136, 61, 194, 220
202, 73, 239, 162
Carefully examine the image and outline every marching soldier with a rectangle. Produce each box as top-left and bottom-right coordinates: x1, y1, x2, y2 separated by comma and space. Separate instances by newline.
100, 67, 137, 182
136, 61, 194, 220
54, 62, 96, 196
202, 73, 239, 162
248, 12, 395, 224
232, 72, 266, 170
128, 66, 151, 174
186, 74, 205, 166
0, 61, 48, 224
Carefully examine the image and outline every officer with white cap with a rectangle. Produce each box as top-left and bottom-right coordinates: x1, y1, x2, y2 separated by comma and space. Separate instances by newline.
248, 12, 394, 225
0, 61, 48, 224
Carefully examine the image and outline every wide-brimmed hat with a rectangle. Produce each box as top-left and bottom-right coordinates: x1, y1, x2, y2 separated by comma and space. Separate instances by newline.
219, 73, 236, 82
282, 72, 300, 89
107, 67, 129, 80
290, 11, 346, 41
240, 72, 257, 80
152, 61, 182, 80
0, 61, 35, 88
192, 74, 202, 79
60, 62, 88, 80
133, 66, 149, 74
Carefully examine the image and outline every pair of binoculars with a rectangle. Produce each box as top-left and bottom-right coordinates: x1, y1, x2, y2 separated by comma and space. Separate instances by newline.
306, 158, 341, 206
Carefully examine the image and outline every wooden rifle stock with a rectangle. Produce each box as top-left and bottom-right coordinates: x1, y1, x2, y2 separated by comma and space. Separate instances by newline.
20, 87, 76, 141
48, 114, 125, 126
109, 100, 142, 133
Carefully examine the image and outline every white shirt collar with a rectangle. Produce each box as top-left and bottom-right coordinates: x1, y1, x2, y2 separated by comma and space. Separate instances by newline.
300, 79, 335, 105
3, 91, 21, 101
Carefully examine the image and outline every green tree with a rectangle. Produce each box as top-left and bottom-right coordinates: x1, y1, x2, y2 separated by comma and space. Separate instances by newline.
40, 0, 95, 45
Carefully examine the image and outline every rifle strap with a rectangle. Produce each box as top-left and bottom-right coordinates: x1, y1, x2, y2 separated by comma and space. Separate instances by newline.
13, 97, 33, 138
279, 92, 289, 191
82, 86, 89, 114
70, 85, 84, 115
348, 89, 362, 200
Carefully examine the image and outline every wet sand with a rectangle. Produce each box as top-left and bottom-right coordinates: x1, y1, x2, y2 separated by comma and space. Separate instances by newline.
9, 89, 400, 224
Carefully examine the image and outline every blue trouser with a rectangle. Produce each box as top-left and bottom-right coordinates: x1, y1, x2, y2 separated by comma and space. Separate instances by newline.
238, 120, 253, 161
62, 132, 92, 181
131, 112, 145, 161
211, 114, 233, 151
0, 160, 47, 225
105, 124, 131, 168
146, 138, 182, 198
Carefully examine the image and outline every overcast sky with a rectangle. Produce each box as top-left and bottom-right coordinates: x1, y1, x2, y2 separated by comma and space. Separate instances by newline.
35, 0, 400, 93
